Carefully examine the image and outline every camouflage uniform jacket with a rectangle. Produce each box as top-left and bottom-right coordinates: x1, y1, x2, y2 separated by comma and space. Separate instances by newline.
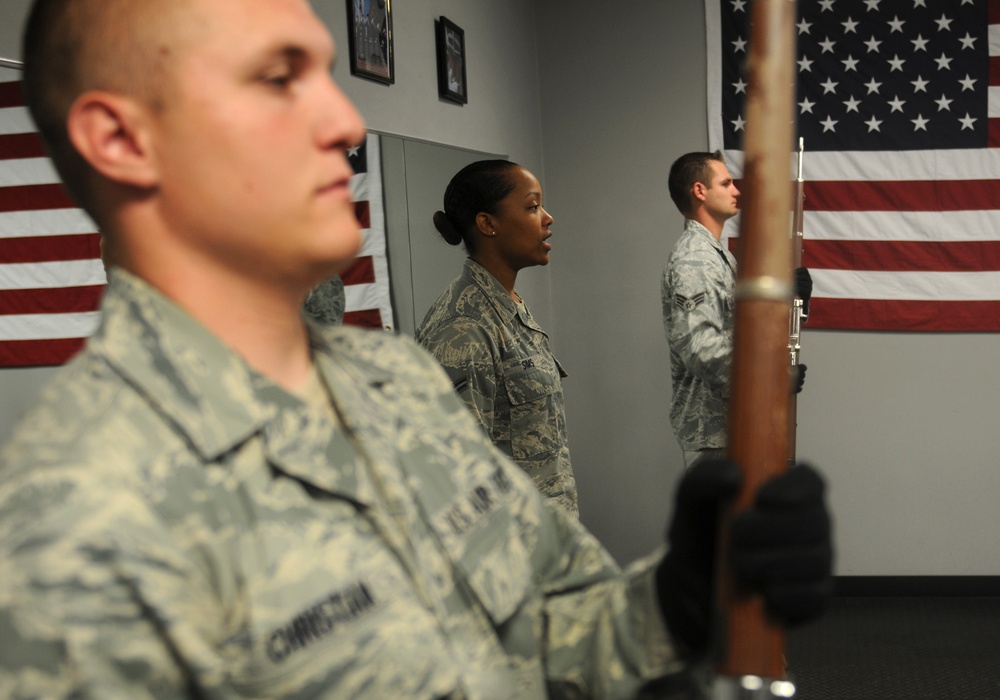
0, 269, 681, 698
416, 259, 578, 517
303, 273, 346, 326
661, 219, 737, 451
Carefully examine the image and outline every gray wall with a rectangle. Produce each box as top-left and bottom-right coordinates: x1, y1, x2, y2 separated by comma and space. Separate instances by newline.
317, 0, 555, 328
535, 1, 700, 565
3, 0, 999, 576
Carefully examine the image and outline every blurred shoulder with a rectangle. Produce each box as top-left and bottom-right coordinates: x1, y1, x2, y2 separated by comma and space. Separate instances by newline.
318, 325, 448, 382
0, 350, 135, 476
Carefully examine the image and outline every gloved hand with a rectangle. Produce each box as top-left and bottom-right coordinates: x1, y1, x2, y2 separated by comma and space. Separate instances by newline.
792, 363, 807, 394
729, 463, 833, 626
655, 459, 741, 659
795, 267, 813, 315
655, 460, 833, 659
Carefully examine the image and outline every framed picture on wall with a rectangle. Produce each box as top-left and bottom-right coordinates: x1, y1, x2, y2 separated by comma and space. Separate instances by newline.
435, 16, 467, 105
346, 0, 394, 85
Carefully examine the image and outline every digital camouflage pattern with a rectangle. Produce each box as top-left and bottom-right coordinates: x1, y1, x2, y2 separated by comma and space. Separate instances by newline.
661, 219, 737, 452
303, 273, 346, 326
415, 259, 578, 517
0, 269, 681, 698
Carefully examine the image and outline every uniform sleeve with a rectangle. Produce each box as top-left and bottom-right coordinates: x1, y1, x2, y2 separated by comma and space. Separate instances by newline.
662, 254, 733, 397
0, 474, 234, 699
418, 317, 501, 439
535, 511, 685, 698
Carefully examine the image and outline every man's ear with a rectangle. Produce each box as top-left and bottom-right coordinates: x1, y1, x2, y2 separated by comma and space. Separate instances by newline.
692, 182, 707, 204
66, 91, 158, 189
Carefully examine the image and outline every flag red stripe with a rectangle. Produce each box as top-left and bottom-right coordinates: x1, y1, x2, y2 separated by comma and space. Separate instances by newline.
803, 179, 1000, 213
989, 118, 1000, 148
809, 298, 1000, 332
341, 255, 375, 285
0, 183, 75, 213
0, 132, 46, 160
0, 338, 85, 367
802, 239, 1000, 273
343, 308, 383, 329
990, 56, 1000, 85
354, 201, 370, 229
0, 285, 104, 316
0, 81, 24, 109
0, 233, 101, 263
990, 0, 1000, 26
736, 174, 1000, 212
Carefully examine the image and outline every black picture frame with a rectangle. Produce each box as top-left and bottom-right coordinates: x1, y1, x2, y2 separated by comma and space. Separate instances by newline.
435, 17, 467, 105
346, 0, 394, 85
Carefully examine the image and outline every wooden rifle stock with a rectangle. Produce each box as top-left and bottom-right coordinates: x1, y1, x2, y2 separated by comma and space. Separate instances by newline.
715, 0, 798, 694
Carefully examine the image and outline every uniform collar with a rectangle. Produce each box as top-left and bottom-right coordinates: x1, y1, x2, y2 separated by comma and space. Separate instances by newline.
684, 218, 726, 252
91, 270, 392, 466
462, 258, 544, 333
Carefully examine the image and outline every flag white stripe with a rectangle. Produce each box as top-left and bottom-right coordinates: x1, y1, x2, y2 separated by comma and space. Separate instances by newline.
343, 281, 380, 311
0, 209, 97, 238
817, 270, 1000, 302
349, 171, 369, 201
355, 230, 382, 258
722, 147, 1000, 182
726, 210, 1000, 244
0, 157, 58, 186
0, 106, 34, 136
804, 210, 1000, 242
2, 154, 383, 192
0, 312, 101, 341
370, 252, 393, 328
989, 86, 1000, 119
0, 260, 106, 290
704, 0, 725, 151
989, 23, 1000, 55
359, 148, 386, 255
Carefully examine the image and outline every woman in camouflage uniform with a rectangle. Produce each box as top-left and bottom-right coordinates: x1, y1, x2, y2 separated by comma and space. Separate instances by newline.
416, 161, 578, 517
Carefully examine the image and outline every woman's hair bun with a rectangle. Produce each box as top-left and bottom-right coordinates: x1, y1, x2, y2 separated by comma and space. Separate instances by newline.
433, 210, 463, 246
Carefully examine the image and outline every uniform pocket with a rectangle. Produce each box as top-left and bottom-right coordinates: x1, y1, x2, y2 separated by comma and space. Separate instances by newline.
501, 353, 558, 406
500, 354, 563, 464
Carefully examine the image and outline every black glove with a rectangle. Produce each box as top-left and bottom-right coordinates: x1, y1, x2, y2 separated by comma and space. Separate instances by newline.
729, 463, 834, 626
792, 363, 807, 394
655, 459, 741, 659
795, 267, 813, 315
656, 460, 834, 658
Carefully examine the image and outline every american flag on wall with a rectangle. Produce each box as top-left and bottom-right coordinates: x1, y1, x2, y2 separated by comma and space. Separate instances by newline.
0, 67, 104, 367
344, 134, 395, 331
0, 68, 393, 367
707, 0, 1000, 331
